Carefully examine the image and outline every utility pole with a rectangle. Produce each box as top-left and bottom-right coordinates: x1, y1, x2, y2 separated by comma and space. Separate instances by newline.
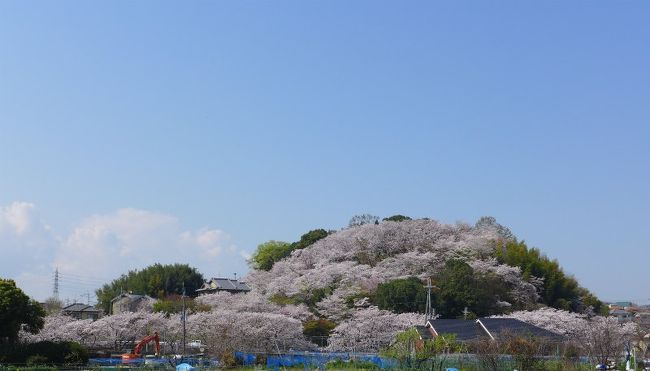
425, 277, 437, 323
182, 282, 186, 358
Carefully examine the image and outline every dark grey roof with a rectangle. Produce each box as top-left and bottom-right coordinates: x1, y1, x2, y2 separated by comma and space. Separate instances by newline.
196, 278, 251, 292
62, 303, 101, 313
110, 293, 150, 303
425, 318, 563, 342
427, 319, 484, 341
478, 318, 563, 340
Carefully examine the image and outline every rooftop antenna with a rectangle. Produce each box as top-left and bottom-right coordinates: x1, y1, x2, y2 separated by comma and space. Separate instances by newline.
53, 268, 60, 299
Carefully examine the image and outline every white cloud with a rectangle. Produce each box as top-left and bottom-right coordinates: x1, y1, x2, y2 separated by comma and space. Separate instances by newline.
0, 202, 57, 299
1, 203, 249, 301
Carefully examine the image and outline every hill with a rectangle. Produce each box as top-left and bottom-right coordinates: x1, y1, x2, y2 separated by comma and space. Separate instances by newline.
246, 217, 604, 322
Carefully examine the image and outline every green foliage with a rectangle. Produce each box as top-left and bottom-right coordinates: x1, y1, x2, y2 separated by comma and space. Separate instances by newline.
250, 230, 329, 271
94, 263, 204, 314
269, 293, 300, 306
152, 294, 210, 314
0, 279, 45, 345
381, 329, 463, 369
290, 229, 329, 250
495, 240, 604, 313
326, 360, 379, 369
0, 341, 88, 364
436, 260, 510, 318
345, 291, 373, 308
383, 214, 412, 222
25, 354, 49, 366
375, 277, 426, 314
303, 319, 337, 346
306, 286, 335, 308
249, 240, 293, 271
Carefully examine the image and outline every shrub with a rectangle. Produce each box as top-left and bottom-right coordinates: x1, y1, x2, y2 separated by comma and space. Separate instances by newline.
0, 341, 89, 365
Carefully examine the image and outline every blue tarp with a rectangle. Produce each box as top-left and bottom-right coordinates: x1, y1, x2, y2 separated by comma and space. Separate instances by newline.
176, 363, 195, 371
235, 351, 397, 370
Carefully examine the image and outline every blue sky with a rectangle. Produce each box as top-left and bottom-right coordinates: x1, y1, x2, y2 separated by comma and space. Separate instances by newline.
0, 1, 648, 304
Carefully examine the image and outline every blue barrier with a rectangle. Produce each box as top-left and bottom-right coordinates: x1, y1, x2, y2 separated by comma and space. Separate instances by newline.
235, 351, 396, 370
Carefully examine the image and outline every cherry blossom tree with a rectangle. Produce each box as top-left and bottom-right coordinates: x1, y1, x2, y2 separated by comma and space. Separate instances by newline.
491, 307, 588, 337
327, 306, 421, 352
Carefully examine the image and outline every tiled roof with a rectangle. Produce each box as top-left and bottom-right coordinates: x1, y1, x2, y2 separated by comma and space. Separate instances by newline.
427, 319, 484, 341
62, 303, 101, 313
478, 318, 563, 340
196, 278, 251, 292
425, 318, 564, 342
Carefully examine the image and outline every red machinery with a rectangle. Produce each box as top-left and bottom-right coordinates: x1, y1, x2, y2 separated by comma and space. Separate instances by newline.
121, 332, 160, 360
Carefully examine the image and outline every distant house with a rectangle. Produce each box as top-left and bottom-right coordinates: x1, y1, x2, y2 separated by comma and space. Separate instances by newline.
195, 277, 251, 295
609, 301, 636, 311
611, 309, 635, 323
635, 313, 650, 330
62, 303, 102, 320
415, 318, 563, 342
111, 293, 155, 314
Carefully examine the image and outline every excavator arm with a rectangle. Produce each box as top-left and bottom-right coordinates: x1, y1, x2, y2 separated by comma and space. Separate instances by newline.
122, 332, 160, 359
133, 332, 160, 355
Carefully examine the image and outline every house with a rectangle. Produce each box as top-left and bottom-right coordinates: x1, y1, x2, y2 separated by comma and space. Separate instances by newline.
62, 303, 102, 320
415, 318, 563, 342
111, 293, 155, 314
635, 313, 650, 330
195, 277, 251, 295
611, 309, 635, 323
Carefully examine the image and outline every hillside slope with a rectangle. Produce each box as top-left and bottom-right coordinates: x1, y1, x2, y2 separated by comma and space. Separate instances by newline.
247, 218, 601, 321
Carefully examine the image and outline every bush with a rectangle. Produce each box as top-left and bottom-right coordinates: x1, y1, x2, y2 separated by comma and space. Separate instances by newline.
0, 341, 89, 365
25, 355, 49, 366
374, 277, 426, 314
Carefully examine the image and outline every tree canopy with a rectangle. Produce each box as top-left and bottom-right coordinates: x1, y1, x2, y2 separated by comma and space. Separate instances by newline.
248, 240, 293, 271
383, 214, 412, 222
348, 214, 380, 227
435, 259, 500, 318
290, 229, 329, 250
95, 263, 204, 314
0, 279, 45, 345
374, 277, 426, 314
249, 229, 331, 271
495, 240, 605, 313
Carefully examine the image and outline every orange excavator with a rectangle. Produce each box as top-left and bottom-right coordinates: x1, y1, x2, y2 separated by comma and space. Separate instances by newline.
121, 332, 160, 360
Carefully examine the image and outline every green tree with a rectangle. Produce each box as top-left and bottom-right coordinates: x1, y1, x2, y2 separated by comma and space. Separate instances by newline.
375, 277, 427, 313
435, 260, 509, 318
249, 240, 293, 271
0, 279, 45, 345
381, 329, 462, 370
382, 214, 412, 222
152, 294, 210, 314
95, 263, 204, 314
303, 319, 336, 346
290, 229, 329, 250
495, 240, 604, 313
